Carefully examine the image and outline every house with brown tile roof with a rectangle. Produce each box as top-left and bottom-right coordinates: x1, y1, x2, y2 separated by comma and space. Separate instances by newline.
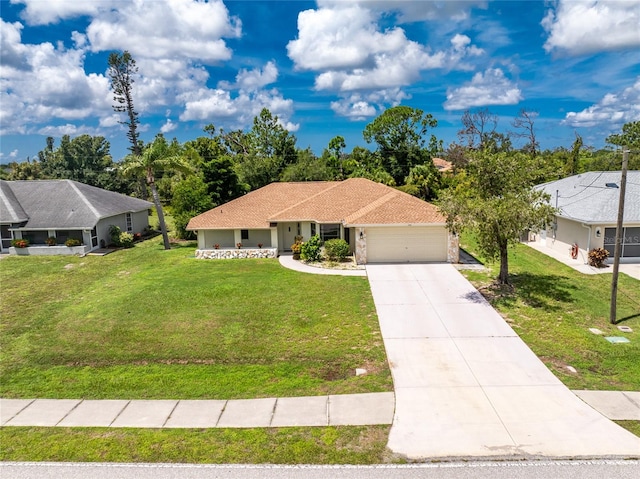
187, 178, 458, 264
432, 157, 453, 173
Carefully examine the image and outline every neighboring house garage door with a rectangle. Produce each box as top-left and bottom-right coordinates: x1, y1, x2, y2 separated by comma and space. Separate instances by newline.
366, 226, 448, 263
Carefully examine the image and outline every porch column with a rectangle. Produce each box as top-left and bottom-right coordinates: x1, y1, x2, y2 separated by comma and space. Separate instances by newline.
355, 227, 367, 265
270, 227, 278, 251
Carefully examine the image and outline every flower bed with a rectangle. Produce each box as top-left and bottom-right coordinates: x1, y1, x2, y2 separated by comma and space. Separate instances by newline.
195, 248, 277, 260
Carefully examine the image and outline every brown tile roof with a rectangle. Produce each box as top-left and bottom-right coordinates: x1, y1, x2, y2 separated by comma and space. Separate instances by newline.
187, 178, 445, 230
432, 157, 453, 172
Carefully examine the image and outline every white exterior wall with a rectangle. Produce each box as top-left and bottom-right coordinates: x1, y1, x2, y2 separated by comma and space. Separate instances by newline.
202, 230, 235, 249
240, 229, 271, 248
545, 216, 592, 262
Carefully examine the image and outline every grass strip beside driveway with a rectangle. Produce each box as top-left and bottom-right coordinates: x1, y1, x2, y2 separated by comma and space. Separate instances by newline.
0, 239, 391, 399
460, 237, 640, 392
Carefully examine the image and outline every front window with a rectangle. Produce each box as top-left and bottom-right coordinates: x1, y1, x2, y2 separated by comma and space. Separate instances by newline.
320, 223, 340, 241
126, 213, 133, 232
311, 223, 316, 236
241, 229, 249, 240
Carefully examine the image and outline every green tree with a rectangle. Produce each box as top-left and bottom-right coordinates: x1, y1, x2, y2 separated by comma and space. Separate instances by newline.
223, 109, 298, 190
438, 151, 555, 284
108, 51, 141, 156
281, 148, 333, 182
606, 121, 640, 170
405, 163, 441, 200
363, 106, 439, 184
7, 158, 42, 180
347, 147, 395, 185
326, 135, 346, 179
606, 121, 640, 149
564, 133, 583, 176
171, 175, 214, 239
121, 135, 194, 250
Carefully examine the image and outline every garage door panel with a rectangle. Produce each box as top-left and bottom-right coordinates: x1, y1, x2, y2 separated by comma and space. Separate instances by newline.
367, 226, 448, 263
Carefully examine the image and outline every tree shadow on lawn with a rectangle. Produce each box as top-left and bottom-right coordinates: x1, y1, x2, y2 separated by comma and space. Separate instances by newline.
482, 272, 577, 312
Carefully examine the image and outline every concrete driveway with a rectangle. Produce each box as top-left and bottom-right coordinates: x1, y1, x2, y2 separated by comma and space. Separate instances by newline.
367, 263, 640, 459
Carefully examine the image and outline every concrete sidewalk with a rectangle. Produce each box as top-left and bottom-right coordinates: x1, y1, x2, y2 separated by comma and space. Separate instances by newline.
1, 393, 395, 428
1, 390, 637, 429
278, 254, 367, 276
526, 242, 640, 280
367, 263, 640, 459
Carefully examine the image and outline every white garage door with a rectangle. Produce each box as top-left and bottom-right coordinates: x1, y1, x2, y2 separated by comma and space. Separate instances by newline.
366, 226, 448, 263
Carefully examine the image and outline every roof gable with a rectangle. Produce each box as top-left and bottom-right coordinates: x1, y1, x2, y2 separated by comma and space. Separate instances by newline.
0, 180, 153, 229
187, 178, 445, 230
536, 171, 640, 224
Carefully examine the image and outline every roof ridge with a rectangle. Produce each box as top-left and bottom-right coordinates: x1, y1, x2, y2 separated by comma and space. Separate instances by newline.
66, 179, 101, 219
269, 181, 341, 219
344, 190, 399, 224
0, 181, 24, 221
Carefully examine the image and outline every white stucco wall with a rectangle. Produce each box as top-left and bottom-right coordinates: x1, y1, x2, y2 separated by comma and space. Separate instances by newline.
545, 216, 593, 262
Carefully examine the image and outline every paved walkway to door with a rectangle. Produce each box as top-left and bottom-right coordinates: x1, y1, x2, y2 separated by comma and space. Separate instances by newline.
367, 263, 640, 459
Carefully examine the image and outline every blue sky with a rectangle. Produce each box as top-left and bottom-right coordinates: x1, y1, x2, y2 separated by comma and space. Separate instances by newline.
1, 0, 639, 162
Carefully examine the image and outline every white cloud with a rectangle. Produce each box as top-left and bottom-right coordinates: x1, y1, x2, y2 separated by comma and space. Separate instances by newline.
287, 6, 410, 71
0, 19, 112, 134
0, 149, 20, 160
444, 68, 523, 110
542, 0, 640, 55
160, 119, 177, 134
563, 78, 640, 127
37, 123, 102, 137
219, 61, 279, 91
10, 0, 117, 25
317, 1, 487, 22
330, 89, 409, 120
86, 0, 241, 64
180, 62, 298, 132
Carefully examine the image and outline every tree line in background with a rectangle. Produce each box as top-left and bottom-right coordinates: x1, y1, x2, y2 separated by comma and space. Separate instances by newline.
1, 50, 637, 282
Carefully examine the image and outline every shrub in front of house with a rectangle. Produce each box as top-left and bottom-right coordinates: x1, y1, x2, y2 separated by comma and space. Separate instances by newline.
11, 238, 29, 248
45, 236, 57, 246
300, 234, 322, 262
119, 232, 134, 248
109, 225, 122, 246
588, 247, 609, 268
324, 238, 350, 262
65, 238, 82, 247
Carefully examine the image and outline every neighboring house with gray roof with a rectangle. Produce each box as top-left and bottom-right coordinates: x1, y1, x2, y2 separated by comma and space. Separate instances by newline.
0, 179, 153, 255
534, 171, 640, 262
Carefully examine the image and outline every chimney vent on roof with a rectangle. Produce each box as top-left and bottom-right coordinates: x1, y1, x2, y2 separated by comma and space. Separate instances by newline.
605, 182, 619, 188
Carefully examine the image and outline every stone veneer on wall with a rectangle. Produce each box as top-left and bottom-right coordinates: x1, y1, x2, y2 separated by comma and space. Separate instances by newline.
195, 248, 277, 260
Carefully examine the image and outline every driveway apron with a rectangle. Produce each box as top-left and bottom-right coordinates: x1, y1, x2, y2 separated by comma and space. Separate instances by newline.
367, 263, 640, 459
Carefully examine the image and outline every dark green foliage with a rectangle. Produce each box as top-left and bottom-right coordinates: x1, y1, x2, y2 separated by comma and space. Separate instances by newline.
281, 148, 333, 181
324, 239, 350, 262
171, 175, 214, 239
405, 162, 441, 200
300, 234, 322, 262
439, 150, 556, 284
108, 225, 122, 246
363, 106, 439, 184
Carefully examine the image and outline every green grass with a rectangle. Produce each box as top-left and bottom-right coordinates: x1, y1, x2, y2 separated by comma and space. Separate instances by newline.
0, 426, 396, 464
460, 236, 640, 391
0, 237, 391, 399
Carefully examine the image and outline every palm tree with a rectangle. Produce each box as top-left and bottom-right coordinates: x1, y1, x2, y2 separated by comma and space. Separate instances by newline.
121, 135, 194, 250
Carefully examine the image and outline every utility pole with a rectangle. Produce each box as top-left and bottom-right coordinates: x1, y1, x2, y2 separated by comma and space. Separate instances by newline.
610, 149, 629, 324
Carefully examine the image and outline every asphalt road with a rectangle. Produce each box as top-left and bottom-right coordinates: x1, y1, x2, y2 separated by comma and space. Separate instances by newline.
2, 461, 639, 479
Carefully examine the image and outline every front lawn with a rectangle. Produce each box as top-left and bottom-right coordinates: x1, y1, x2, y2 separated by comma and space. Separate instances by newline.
460, 237, 640, 391
0, 238, 391, 399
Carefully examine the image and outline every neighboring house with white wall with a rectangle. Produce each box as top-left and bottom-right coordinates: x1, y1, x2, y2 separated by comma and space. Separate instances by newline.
187, 177, 458, 264
534, 171, 640, 262
0, 179, 152, 255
